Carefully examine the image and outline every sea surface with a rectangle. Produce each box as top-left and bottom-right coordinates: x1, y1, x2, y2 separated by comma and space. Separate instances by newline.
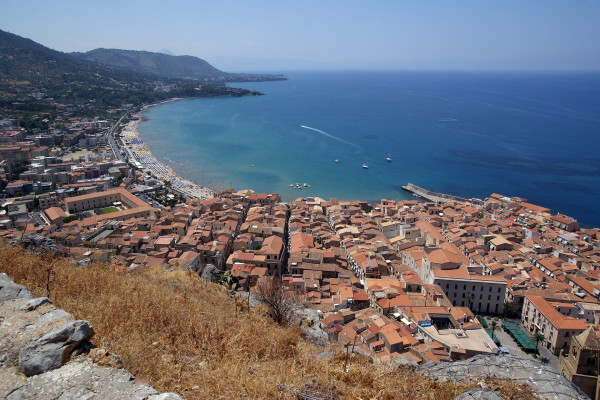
138, 71, 600, 227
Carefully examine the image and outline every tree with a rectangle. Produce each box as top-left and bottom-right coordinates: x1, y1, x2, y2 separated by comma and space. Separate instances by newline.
254, 276, 300, 325
466, 293, 474, 311
503, 301, 513, 319
533, 331, 545, 355
489, 320, 499, 342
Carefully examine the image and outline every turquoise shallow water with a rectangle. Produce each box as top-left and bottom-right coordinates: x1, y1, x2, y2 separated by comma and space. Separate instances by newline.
138, 71, 600, 227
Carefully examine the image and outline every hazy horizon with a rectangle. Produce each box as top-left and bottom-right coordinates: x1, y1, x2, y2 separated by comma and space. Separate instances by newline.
2, 1, 600, 72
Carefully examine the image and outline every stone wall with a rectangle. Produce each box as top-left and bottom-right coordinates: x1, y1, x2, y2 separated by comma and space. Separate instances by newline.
0, 273, 183, 400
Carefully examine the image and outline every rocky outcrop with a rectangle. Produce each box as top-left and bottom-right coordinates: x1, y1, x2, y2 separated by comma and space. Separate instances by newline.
0, 272, 32, 301
8, 234, 61, 254
455, 390, 504, 400
0, 273, 183, 400
422, 354, 589, 400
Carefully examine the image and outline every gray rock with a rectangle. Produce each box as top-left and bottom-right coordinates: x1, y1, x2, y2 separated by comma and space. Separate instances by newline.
1, 357, 161, 399
0, 273, 33, 302
455, 389, 504, 400
200, 263, 219, 282
386, 355, 419, 369
293, 308, 329, 346
8, 234, 61, 254
422, 354, 588, 400
20, 297, 51, 311
19, 320, 94, 376
0, 277, 184, 399
148, 394, 185, 400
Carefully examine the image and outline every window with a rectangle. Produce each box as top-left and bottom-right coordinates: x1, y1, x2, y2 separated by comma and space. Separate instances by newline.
472, 285, 476, 291
497, 296, 500, 301
455, 284, 458, 290
462, 293, 465, 298
488, 295, 491, 300
463, 285, 467, 290
446, 284, 449, 289
479, 294, 483, 300
498, 287, 501, 292
489, 287, 492, 292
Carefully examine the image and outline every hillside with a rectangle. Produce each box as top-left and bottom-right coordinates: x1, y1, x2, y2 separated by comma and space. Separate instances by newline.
75, 48, 286, 82
75, 48, 223, 79
0, 245, 541, 400
0, 29, 263, 125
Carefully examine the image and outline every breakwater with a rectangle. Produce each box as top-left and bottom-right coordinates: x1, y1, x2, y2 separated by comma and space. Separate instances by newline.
401, 183, 482, 205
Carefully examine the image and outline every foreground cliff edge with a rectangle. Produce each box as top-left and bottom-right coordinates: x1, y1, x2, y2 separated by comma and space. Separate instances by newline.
0, 245, 589, 400
0, 272, 183, 400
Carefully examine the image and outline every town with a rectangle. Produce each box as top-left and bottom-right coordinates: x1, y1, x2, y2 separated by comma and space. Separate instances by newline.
1, 108, 600, 398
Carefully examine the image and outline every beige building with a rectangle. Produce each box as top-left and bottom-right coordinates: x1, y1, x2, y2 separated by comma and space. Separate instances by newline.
522, 295, 588, 355
558, 327, 600, 399
65, 188, 147, 213
436, 273, 507, 315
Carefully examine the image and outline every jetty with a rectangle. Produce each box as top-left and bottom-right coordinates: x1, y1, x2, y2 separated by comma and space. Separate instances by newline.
401, 183, 481, 205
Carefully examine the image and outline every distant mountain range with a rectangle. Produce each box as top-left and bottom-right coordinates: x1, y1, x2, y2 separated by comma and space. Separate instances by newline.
72, 48, 285, 82
73, 48, 223, 79
0, 29, 274, 125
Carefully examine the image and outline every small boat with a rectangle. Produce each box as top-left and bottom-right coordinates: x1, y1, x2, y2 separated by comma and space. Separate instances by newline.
362, 163, 369, 169
251, 164, 255, 167
386, 150, 392, 162
335, 159, 340, 163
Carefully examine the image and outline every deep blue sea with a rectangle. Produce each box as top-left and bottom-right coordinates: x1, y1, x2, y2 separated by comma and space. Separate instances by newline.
138, 71, 600, 227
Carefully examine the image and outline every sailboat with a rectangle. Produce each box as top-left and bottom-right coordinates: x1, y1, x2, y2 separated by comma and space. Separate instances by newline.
362, 163, 369, 169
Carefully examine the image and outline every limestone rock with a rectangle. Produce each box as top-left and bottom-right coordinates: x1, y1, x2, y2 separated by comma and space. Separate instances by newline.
0, 272, 33, 302
9, 233, 61, 254
455, 389, 504, 400
148, 394, 185, 400
19, 297, 51, 311
0, 298, 73, 369
0, 357, 161, 399
386, 355, 419, 369
0, 275, 184, 399
19, 319, 94, 376
422, 354, 588, 400
200, 263, 219, 282
293, 308, 329, 346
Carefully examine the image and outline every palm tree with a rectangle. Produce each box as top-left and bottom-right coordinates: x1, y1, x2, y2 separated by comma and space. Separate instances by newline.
467, 293, 474, 311
489, 320, 499, 341
533, 331, 545, 355
503, 301, 513, 319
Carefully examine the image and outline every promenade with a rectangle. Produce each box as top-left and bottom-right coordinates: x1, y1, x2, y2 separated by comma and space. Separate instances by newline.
120, 120, 214, 200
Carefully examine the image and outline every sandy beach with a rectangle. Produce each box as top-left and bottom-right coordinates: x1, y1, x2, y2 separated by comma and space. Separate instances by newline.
121, 116, 215, 200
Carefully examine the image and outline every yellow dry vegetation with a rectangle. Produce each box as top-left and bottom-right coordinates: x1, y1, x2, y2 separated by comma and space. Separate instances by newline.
0, 245, 537, 400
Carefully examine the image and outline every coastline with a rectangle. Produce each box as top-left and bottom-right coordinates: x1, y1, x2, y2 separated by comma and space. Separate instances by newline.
122, 103, 215, 200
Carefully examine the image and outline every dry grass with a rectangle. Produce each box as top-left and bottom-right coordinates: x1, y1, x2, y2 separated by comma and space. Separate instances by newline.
0, 245, 538, 400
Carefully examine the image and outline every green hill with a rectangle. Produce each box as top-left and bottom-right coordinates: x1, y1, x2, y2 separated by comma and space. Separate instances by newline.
75, 48, 223, 79
75, 48, 285, 83
0, 29, 264, 126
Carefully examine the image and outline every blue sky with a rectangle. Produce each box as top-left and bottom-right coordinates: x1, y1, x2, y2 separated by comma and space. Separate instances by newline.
2, 0, 599, 71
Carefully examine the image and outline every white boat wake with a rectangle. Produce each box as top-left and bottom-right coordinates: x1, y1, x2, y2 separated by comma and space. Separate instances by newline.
300, 125, 358, 148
